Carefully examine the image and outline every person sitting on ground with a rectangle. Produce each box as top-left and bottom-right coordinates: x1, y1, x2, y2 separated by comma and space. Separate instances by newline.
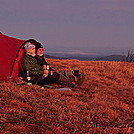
35, 42, 60, 85
35, 42, 85, 87
21, 42, 49, 85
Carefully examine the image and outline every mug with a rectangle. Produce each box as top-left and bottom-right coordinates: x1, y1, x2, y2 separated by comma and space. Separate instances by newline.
46, 65, 50, 70
50, 70, 53, 75
43, 65, 49, 70
72, 70, 79, 76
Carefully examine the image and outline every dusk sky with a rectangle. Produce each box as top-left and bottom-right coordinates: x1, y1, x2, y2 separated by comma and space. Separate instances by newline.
0, 0, 134, 56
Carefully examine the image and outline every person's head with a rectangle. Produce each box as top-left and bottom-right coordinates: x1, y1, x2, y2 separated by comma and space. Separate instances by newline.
35, 42, 44, 56
24, 42, 35, 57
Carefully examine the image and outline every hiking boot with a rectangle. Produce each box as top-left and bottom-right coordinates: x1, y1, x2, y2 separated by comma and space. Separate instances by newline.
76, 73, 85, 86
71, 73, 85, 88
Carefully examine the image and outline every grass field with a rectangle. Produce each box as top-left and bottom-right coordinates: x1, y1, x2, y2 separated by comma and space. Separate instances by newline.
0, 59, 134, 133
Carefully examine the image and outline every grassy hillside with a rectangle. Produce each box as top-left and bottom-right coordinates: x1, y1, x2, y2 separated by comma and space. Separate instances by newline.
0, 59, 134, 133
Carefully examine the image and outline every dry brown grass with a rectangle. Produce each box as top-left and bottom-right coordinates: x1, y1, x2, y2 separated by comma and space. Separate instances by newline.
0, 59, 134, 133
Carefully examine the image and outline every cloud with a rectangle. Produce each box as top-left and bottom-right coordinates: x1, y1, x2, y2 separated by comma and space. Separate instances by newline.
46, 50, 99, 56
103, 0, 134, 12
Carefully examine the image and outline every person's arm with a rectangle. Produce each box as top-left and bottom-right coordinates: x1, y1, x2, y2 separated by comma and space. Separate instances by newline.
41, 55, 54, 71
22, 56, 44, 76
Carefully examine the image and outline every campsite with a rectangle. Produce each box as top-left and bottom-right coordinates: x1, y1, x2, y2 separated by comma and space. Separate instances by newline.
1, 0, 134, 133
0, 34, 133, 133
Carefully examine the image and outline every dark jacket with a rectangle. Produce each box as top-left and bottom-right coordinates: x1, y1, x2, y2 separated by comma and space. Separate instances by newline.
21, 54, 44, 82
35, 55, 60, 84
35, 55, 54, 71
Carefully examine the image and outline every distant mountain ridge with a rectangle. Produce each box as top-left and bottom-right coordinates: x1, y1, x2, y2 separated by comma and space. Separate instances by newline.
44, 54, 68, 60
45, 53, 126, 61
93, 55, 126, 61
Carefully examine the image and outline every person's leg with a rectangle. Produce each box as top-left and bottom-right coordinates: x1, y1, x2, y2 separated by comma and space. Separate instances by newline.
56, 71, 75, 87
57, 70, 85, 87
32, 76, 43, 85
41, 72, 60, 85
49, 72, 60, 84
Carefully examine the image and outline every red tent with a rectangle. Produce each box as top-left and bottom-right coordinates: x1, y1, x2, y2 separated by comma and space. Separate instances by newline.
0, 33, 25, 81
0, 33, 37, 81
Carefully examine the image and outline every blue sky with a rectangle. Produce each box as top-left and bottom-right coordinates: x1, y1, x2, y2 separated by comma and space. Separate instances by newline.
0, 0, 134, 55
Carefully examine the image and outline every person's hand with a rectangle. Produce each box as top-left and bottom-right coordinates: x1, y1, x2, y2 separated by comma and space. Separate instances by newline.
43, 65, 47, 70
43, 70, 49, 77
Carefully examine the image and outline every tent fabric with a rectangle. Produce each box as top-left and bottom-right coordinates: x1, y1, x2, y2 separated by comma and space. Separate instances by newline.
10, 44, 26, 81
0, 33, 25, 81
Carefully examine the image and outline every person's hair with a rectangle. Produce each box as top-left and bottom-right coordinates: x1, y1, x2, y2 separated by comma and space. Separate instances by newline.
35, 42, 43, 54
